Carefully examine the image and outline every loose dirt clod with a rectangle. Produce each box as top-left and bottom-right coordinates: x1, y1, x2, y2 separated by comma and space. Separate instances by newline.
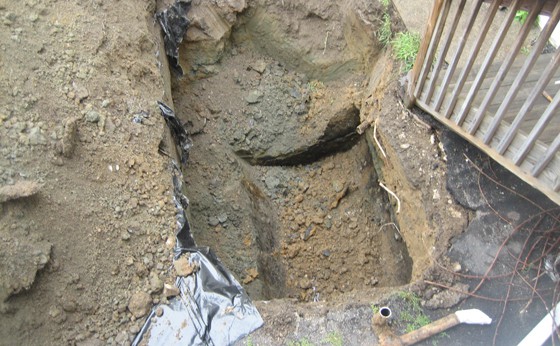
0, 181, 41, 203
174, 256, 197, 277
128, 292, 152, 319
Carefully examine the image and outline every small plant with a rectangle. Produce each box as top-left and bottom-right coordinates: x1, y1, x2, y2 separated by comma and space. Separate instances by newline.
379, 0, 390, 9
395, 291, 432, 333
323, 332, 343, 346
392, 32, 421, 72
371, 303, 380, 314
307, 80, 324, 93
515, 10, 529, 24
288, 338, 314, 346
246, 336, 254, 346
378, 13, 392, 47
514, 10, 539, 26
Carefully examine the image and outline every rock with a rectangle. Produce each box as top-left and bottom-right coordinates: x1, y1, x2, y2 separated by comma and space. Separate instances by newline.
72, 82, 89, 102
114, 331, 128, 344
62, 300, 77, 312
299, 277, 313, 289
264, 175, 280, 190
208, 216, 220, 227
61, 117, 78, 158
242, 268, 259, 284
0, 232, 51, 303
301, 225, 316, 241
250, 60, 268, 74
0, 181, 41, 203
28, 127, 46, 145
235, 95, 361, 165
149, 272, 163, 293
245, 90, 263, 104
128, 292, 152, 318
163, 283, 180, 298
217, 213, 228, 224
155, 307, 163, 317
174, 256, 197, 277
85, 110, 100, 123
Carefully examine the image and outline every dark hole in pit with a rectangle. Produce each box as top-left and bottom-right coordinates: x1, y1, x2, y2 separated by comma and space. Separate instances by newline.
168, 2, 413, 301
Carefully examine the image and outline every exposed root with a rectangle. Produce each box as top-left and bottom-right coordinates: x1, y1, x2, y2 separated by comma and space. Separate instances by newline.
379, 182, 400, 213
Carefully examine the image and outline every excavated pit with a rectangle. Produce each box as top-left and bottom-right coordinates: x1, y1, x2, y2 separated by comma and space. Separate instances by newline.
168, 0, 413, 301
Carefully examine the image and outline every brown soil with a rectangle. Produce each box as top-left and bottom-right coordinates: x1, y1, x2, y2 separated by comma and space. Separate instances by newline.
0, 0, 475, 345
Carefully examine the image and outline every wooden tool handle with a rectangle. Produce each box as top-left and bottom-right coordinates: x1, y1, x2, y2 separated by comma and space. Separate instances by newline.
398, 314, 460, 346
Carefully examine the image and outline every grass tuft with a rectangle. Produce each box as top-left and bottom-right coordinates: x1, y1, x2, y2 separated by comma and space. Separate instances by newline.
378, 13, 392, 47
323, 332, 343, 346
392, 32, 421, 72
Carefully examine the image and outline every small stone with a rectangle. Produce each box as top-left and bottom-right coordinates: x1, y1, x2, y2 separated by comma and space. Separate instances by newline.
128, 292, 152, 318
62, 300, 77, 312
301, 225, 316, 241
217, 213, 228, 224
28, 127, 46, 145
208, 216, 219, 227
400, 143, 411, 149
73, 83, 89, 102
250, 60, 267, 74
452, 262, 462, 272
149, 272, 163, 293
155, 307, 163, 317
101, 99, 111, 108
85, 111, 100, 123
121, 232, 131, 241
245, 90, 262, 104
294, 194, 304, 203
332, 180, 344, 193
163, 283, 180, 298
49, 305, 62, 318
299, 277, 312, 289
242, 268, 259, 284
61, 117, 78, 158
115, 331, 128, 344
322, 249, 331, 257
265, 175, 280, 190
174, 256, 197, 277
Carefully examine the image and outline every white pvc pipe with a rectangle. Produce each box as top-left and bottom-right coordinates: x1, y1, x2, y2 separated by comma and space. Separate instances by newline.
517, 302, 560, 346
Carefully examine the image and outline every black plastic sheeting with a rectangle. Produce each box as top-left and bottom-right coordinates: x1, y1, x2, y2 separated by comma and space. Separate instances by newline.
156, 0, 192, 75
132, 103, 263, 345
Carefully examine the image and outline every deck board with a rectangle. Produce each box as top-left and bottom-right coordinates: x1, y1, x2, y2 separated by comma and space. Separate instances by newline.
417, 51, 560, 205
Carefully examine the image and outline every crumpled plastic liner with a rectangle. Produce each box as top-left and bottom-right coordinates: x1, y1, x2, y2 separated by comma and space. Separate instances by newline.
132, 103, 263, 345
158, 101, 193, 167
156, 0, 191, 74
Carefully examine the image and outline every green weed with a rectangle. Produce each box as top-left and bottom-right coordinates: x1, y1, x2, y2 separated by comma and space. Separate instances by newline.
322, 332, 343, 346
288, 338, 314, 346
514, 10, 539, 26
307, 80, 324, 93
379, 0, 390, 9
378, 13, 392, 47
515, 10, 529, 24
392, 32, 421, 72
396, 291, 431, 333
371, 304, 380, 315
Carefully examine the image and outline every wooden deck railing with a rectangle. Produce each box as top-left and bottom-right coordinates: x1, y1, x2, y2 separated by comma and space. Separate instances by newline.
407, 0, 560, 205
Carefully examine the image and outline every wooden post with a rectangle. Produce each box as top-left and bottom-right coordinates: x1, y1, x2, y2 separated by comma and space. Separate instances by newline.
405, 0, 446, 109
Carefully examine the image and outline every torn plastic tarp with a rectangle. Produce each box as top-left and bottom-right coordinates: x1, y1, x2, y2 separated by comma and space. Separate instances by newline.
132, 103, 263, 345
158, 101, 193, 167
156, 0, 191, 75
